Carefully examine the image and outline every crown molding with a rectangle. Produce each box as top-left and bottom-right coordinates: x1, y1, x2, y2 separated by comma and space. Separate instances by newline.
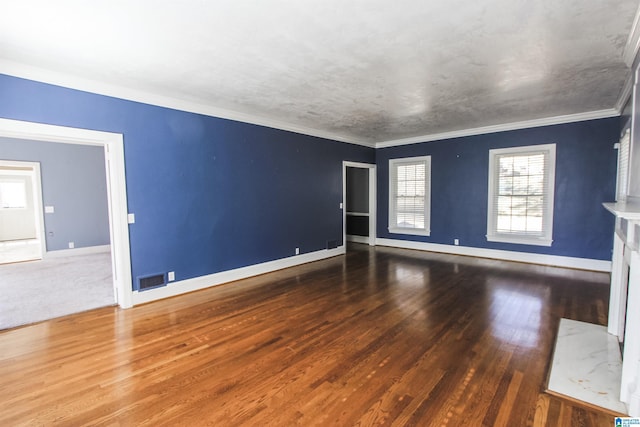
0, 60, 376, 148
0, 61, 623, 151
374, 109, 621, 149
615, 73, 634, 113
624, 3, 640, 67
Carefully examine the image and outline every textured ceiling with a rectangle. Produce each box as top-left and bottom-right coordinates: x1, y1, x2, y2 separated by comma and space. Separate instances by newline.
0, 0, 638, 146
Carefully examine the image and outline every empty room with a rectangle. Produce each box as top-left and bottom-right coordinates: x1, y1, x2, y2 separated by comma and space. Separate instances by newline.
1, 1, 640, 426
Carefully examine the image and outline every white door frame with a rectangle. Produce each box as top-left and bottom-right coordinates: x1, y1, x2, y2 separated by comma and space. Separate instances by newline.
0, 160, 46, 260
0, 118, 133, 308
343, 161, 376, 246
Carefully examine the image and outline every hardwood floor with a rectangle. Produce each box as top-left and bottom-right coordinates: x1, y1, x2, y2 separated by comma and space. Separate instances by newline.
0, 244, 616, 426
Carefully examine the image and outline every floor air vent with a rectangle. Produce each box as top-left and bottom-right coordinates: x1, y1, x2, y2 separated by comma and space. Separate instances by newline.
138, 273, 166, 291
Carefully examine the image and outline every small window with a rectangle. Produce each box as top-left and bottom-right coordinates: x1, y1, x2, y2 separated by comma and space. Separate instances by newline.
487, 144, 556, 246
0, 180, 27, 209
388, 156, 431, 236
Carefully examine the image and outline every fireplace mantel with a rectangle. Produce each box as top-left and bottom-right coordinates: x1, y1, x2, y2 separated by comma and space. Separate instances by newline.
603, 200, 640, 221
603, 200, 640, 415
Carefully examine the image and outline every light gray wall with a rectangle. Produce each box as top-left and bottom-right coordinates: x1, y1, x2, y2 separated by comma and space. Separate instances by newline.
0, 137, 110, 251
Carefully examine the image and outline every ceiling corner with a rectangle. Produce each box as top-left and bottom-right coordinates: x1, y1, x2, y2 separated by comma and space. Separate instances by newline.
623, 3, 640, 67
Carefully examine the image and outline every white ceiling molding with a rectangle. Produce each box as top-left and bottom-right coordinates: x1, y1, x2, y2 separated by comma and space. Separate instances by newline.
623, 3, 640, 67
616, 73, 634, 113
0, 60, 376, 149
375, 109, 620, 149
1, 60, 623, 151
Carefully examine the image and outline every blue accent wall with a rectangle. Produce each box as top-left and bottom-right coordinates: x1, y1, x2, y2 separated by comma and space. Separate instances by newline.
377, 118, 619, 261
0, 137, 110, 251
0, 74, 374, 289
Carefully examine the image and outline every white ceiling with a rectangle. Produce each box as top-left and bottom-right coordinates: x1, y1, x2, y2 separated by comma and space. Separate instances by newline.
0, 0, 639, 147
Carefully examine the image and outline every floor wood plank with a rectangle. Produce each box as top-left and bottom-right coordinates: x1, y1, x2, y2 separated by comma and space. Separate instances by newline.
0, 244, 618, 426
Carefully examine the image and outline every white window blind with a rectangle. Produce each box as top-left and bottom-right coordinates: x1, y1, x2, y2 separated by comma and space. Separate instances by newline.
487, 144, 555, 246
617, 128, 631, 202
389, 156, 431, 236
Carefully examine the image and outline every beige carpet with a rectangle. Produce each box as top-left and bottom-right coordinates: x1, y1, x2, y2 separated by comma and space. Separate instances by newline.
0, 252, 115, 330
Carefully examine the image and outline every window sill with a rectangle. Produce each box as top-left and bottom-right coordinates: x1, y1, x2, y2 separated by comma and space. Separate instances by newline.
486, 234, 552, 247
388, 227, 431, 237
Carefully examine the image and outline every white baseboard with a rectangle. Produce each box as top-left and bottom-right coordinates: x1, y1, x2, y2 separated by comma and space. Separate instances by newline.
46, 244, 111, 258
347, 235, 370, 244
132, 245, 346, 306
375, 238, 612, 272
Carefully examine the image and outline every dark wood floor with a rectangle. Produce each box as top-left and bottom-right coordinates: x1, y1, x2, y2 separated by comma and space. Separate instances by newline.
0, 244, 616, 426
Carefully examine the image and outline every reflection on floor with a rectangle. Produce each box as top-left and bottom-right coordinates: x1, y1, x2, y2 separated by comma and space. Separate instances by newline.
0, 251, 114, 330
548, 318, 627, 414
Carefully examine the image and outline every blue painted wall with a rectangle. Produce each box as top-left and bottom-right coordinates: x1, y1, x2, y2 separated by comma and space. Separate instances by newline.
0, 74, 374, 288
377, 118, 619, 261
0, 137, 110, 251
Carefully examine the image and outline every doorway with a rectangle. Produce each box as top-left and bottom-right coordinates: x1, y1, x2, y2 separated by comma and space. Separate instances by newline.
0, 118, 133, 309
343, 161, 376, 248
0, 160, 45, 264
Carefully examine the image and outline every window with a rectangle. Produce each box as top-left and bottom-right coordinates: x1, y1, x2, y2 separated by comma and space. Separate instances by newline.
388, 156, 431, 236
616, 128, 630, 202
487, 144, 555, 246
0, 180, 27, 209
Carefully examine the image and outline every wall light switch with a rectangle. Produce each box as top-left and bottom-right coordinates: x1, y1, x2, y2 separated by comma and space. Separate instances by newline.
127, 213, 135, 224
339, 202, 343, 209
45, 206, 55, 213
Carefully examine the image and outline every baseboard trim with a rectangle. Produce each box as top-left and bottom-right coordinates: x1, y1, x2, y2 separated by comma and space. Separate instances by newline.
46, 245, 111, 258
132, 245, 346, 306
375, 238, 612, 272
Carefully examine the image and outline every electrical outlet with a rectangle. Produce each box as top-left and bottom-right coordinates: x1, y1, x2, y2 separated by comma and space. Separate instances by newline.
454, 239, 459, 246
68, 242, 75, 249
295, 247, 300, 255
168, 271, 175, 281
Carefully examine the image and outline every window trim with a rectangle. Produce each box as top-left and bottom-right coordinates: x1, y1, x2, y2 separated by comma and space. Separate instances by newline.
388, 155, 431, 236
486, 143, 556, 247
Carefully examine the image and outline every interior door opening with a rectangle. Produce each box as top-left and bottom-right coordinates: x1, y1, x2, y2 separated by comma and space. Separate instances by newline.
343, 161, 376, 249
0, 160, 45, 264
0, 118, 133, 309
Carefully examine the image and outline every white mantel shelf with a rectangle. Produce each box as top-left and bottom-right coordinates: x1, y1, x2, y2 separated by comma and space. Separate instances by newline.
603, 200, 640, 220
603, 198, 640, 416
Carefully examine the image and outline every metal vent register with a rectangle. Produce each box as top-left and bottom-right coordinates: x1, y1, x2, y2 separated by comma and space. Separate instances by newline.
138, 274, 166, 291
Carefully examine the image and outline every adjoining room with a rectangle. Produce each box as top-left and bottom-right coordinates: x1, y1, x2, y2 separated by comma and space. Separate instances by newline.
0, 138, 114, 329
